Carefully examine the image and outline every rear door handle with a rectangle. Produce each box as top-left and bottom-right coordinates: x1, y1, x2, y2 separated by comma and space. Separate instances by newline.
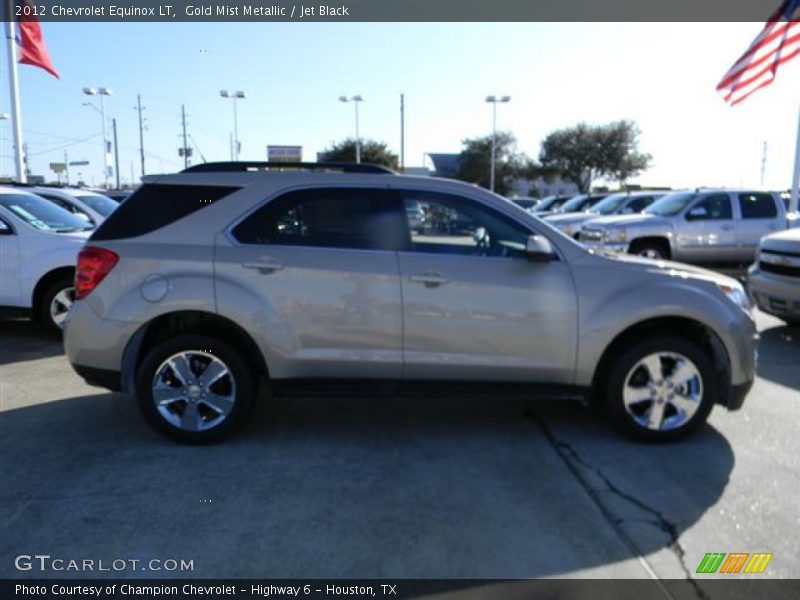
242, 260, 284, 273
409, 273, 449, 287
721, 224, 734, 231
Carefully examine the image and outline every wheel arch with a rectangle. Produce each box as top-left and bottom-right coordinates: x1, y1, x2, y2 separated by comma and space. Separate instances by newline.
628, 236, 672, 258
590, 316, 731, 406
121, 310, 269, 393
31, 266, 75, 317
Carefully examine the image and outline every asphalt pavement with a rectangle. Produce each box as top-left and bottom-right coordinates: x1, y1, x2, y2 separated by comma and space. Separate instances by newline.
0, 310, 798, 594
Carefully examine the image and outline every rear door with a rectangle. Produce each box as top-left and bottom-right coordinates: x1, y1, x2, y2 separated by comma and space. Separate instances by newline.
677, 193, 738, 263
394, 189, 577, 384
735, 192, 784, 262
216, 186, 406, 380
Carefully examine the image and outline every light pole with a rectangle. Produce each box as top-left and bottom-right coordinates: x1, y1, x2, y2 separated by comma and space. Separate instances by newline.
0, 113, 8, 178
220, 90, 245, 161
339, 95, 364, 163
83, 86, 113, 188
485, 95, 510, 193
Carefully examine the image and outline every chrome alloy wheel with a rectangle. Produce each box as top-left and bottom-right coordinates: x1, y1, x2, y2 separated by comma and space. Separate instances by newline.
151, 351, 237, 432
49, 287, 75, 328
622, 352, 703, 431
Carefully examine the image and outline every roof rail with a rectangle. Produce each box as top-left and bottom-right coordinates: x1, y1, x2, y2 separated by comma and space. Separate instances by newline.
181, 161, 395, 174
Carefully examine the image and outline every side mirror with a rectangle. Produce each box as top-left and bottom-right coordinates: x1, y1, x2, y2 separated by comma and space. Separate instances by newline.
687, 206, 708, 220
75, 212, 92, 223
526, 234, 554, 261
0, 220, 12, 235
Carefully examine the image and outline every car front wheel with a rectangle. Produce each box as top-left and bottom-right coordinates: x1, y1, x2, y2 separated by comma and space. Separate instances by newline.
605, 335, 717, 442
135, 335, 256, 443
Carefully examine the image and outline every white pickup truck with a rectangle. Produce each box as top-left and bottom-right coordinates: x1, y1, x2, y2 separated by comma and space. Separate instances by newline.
0, 188, 91, 333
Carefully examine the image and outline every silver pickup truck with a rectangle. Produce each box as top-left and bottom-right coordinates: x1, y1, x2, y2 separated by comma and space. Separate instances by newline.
581, 189, 790, 264
747, 227, 800, 324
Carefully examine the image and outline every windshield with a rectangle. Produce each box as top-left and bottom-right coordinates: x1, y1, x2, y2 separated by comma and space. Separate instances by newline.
591, 194, 628, 215
0, 193, 92, 232
557, 195, 589, 213
645, 192, 696, 217
76, 193, 118, 217
536, 196, 566, 211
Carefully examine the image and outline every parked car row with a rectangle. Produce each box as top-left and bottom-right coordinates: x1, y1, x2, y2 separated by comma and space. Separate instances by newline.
0, 185, 119, 333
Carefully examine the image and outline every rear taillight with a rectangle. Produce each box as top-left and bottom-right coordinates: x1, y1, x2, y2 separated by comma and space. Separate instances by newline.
75, 247, 119, 300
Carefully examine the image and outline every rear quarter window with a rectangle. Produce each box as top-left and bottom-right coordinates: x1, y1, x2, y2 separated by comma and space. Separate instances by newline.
91, 184, 239, 240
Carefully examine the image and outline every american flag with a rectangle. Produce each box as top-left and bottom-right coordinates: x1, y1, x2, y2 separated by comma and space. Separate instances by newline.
717, 0, 800, 106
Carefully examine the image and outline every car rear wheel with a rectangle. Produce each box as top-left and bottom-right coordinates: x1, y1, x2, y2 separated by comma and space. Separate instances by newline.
136, 335, 256, 443
38, 275, 75, 335
605, 335, 717, 442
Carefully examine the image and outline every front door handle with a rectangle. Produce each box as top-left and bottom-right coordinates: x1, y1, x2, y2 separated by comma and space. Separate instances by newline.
242, 260, 284, 273
721, 224, 734, 231
409, 273, 449, 287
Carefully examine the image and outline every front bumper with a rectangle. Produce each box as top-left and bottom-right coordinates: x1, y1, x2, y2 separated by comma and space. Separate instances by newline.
747, 264, 800, 322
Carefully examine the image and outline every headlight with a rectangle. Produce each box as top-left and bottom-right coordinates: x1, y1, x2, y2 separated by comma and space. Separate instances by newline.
718, 282, 752, 313
603, 229, 627, 243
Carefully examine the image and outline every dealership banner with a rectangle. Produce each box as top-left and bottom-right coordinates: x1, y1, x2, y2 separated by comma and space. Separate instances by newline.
0, 0, 788, 22
4, 579, 800, 599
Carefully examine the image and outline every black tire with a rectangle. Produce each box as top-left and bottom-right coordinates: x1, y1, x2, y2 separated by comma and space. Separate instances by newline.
605, 335, 717, 442
37, 274, 75, 336
629, 240, 669, 260
135, 334, 257, 443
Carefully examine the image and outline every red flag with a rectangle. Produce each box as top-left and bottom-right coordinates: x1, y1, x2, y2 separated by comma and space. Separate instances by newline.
16, 8, 59, 79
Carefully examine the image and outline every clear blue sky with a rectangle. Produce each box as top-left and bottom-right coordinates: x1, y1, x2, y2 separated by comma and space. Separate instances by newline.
1, 21, 799, 190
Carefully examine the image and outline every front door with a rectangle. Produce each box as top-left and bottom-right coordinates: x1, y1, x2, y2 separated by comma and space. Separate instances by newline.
677, 193, 738, 263
395, 190, 578, 384
0, 214, 20, 306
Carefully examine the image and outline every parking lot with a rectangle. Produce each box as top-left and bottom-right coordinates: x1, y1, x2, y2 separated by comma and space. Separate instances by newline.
0, 309, 798, 587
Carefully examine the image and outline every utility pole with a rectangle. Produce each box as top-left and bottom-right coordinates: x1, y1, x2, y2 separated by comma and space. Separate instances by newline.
136, 94, 146, 178
180, 104, 190, 169
64, 151, 70, 186
400, 93, 405, 172
112, 118, 120, 189
760, 141, 767, 188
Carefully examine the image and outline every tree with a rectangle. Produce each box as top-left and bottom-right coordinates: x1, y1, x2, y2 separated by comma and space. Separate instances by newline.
318, 138, 399, 170
539, 120, 651, 192
455, 131, 529, 196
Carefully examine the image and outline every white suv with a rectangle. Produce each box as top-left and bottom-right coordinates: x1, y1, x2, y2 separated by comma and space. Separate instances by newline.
0, 188, 92, 333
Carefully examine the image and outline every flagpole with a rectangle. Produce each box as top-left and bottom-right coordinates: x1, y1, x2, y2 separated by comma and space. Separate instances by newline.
790, 104, 800, 214
4, 3, 26, 183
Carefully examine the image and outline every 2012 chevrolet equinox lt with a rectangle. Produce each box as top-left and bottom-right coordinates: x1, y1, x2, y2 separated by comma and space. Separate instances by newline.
63, 162, 758, 443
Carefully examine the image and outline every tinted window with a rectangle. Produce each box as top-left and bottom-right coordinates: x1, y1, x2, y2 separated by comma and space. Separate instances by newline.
233, 188, 404, 251
92, 184, 237, 241
738, 193, 777, 219
689, 194, 732, 220
401, 191, 530, 258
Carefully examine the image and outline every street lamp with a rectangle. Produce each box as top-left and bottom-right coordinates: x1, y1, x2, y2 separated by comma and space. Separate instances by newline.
0, 113, 8, 178
485, 95, 510, 193
83, 86, 113, 188
220, 90, 245, 161
339, 95, 364, 163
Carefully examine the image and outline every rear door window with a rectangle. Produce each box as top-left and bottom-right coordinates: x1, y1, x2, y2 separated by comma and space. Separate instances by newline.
91, 184, 238, 240
232, 187, 405, 251
738, 193, 778, 219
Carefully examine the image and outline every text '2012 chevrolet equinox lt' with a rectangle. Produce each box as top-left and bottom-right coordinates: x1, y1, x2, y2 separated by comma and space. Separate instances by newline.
63, 162, 758, 443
